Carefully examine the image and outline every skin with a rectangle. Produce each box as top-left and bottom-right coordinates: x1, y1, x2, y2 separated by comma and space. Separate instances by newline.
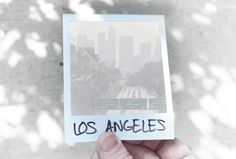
91, 132, 194, 159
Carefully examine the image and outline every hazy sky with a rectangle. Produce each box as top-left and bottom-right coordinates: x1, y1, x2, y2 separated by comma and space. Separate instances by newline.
69, 21, 161, 55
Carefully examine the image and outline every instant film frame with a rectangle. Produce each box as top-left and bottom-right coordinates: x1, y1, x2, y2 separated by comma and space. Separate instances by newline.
63, 14, 174, 142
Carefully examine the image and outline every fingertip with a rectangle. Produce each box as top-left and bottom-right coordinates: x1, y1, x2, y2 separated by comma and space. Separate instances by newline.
96, 132, 132, 159
96, 132, 120, 153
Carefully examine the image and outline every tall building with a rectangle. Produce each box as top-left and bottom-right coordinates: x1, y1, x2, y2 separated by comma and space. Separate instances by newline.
119, 36, 134, 74
77, 34, 95, 49
107, 26, 116, 66
97, 26, 116, 66
97, 33, 107, 62
152, 40, 161, 63
139, 42, 151, 65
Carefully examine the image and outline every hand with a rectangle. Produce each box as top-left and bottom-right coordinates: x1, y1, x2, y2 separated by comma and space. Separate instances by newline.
91, 132, 194, 159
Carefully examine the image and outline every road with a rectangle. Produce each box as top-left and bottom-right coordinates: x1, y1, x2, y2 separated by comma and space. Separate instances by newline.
116, 85, 157, 99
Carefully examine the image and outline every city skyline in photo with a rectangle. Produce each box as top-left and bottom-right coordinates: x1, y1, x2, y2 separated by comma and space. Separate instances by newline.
70, 22, 162, 73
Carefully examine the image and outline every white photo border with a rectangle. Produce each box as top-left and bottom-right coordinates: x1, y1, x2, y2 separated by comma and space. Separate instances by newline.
63, 14, 174, 142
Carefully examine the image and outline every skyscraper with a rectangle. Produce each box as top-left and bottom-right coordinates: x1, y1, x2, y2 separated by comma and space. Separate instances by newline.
139, 42, 151, 65
97, 26, 116, 66
107, 26, 116, 66
152, 40, 161, 63
97, 33, 107, 62
119, 36, 134, 74
77, 34, 95, 49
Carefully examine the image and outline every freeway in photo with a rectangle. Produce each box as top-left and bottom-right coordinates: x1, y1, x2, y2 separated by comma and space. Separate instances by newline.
96, 83, 166, 114
116, 85, 157, 99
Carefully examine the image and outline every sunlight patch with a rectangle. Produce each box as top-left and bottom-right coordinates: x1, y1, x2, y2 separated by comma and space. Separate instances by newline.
209, 64, 231, 81
230, 68, 236, 80
0, 30, 21, 60
0, 104, 27, 141
0, 29, 5, 38
171, 74, 185, 92
69, 0, 94, 14
200, 94, 236, 129
196, 137, 236, 159
25, 85, 37, 95
0, 0, 11, 4
52, 41, 61, 54
203, 3, 217, 15
100, 0, 114, 6
188, 110, 213, 135
202, 78, 216, 91
29, 6, 42, 22
11, 90, 25, 103
25, 32, 47, 58
24, 131, 42, 152
37, 111, 63, 149
0, 104, 27, 126
191, 13, 212, 25
8, 51, 23, 67
189, 62, 206, 77
37, 0, 59, 20
170, 28, 184, 42
0, 85, 8, 105
216, 82, 236, 120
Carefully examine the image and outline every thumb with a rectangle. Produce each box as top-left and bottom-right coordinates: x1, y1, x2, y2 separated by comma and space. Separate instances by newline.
96, 132, 133, 159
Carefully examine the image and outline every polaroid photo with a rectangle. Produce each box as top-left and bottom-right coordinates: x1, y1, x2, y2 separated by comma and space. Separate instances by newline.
63, 14, 174, 142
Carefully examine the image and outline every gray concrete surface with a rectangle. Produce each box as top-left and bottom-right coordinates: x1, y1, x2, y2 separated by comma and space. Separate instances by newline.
0, 0, 236, 158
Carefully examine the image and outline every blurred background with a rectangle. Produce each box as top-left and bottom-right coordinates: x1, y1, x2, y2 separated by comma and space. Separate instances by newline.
0, 0, 236, 158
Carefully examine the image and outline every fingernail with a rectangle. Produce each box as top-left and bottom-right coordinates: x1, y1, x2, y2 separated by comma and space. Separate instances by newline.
98, 133, 119, 152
